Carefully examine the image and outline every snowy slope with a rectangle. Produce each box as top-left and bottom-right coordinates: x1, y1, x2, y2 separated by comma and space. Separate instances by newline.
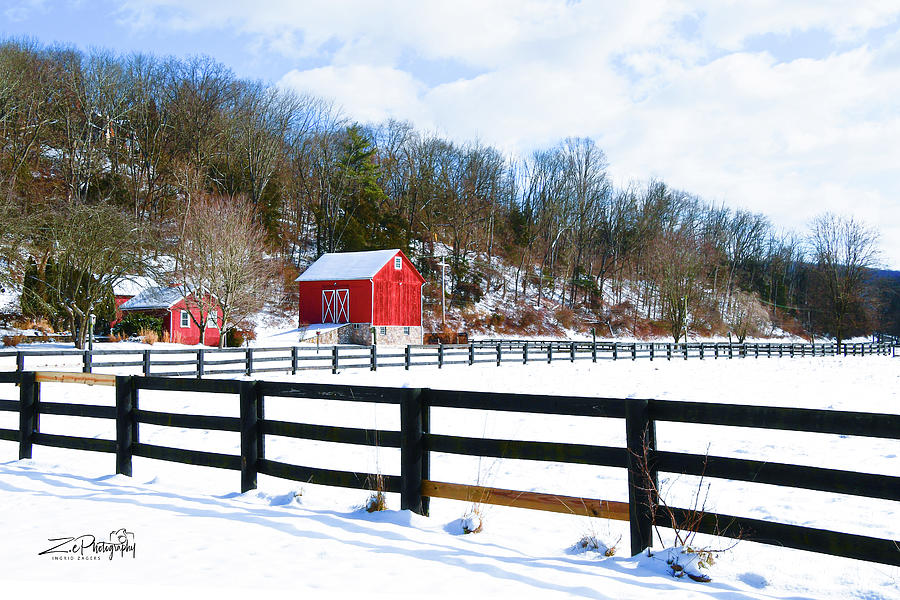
0, 357, 898, 598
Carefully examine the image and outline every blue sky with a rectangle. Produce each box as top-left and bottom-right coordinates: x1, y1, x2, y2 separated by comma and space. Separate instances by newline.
4, 0, 900, 268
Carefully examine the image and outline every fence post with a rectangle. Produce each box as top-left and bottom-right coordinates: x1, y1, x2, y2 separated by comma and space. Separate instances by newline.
613, 342, 618, 361
143, 350, 151, 376
468, 343, 474, 366
496, 343, 502, 366
632, 343, 636, 361
667, 343, 672, 361
570, 342, 576, 363
547, 342, 553, 363
625, 397, 657, 557
699, 344, 704, 360
405, 345, 411, 370
196, 349, 204, 379
292, 346, 298, 375
592, 340, 597, 363
239, 381, 259, 493
438, 343, 444, 369
15, 351, 23, 372
683, 344, 688, 361
115, 375, 137, 476
400, 388, 429, 516
83, 350, 92, 374
246, 348, 254, 376
332, 346, 339, 374
18, 371, 38, 460
524, 342, 529, 364
370, 345, 377, 371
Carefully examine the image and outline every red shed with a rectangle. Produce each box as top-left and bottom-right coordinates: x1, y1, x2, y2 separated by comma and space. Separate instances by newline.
296, 249, 425, 345
118, 286, 223, 346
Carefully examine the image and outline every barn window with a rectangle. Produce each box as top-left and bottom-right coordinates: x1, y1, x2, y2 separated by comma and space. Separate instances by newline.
380, 326, 387, 335
394, 256, 402, 270
207, 310, 218, 328
180, 310, 189, 328
353, 323, 361, 330
404, 326, 410, 335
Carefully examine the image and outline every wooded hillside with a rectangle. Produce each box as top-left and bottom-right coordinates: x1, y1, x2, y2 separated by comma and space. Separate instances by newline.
1, 39, 894, 343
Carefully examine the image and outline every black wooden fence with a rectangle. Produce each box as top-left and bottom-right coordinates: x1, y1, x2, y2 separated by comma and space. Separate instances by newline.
0, 370, 897, 566
1, 337, 896, 378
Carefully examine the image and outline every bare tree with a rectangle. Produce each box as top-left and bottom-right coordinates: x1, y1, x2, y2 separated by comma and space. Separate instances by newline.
645, 230, 709, 342
176, 194, 274, 347
808, 213, 880, 345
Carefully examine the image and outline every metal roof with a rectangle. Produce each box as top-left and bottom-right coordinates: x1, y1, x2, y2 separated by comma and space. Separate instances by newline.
119, 286, 184, 310
295, 249, 402, 282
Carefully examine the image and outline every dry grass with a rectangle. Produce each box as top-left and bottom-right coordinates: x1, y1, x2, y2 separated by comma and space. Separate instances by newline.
12, 318, 53, 333
140, 328, 159, 345
554, 307, 576, 330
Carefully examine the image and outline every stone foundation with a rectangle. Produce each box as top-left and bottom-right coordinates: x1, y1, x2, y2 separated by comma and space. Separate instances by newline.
302, 324, 423, 346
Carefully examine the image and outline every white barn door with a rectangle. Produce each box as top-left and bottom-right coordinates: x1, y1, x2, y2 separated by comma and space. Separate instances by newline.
335, 289, 349, 323
322, 290, 335, 323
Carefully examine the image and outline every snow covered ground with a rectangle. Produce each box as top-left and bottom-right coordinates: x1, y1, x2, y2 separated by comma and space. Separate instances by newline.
0, 356, 898, 598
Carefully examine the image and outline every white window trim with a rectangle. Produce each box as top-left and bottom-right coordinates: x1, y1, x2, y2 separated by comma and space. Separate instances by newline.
180, 310, 189, 328
394, 256, 402, 270
207, 309, 218, 329
379, 326, 387, 335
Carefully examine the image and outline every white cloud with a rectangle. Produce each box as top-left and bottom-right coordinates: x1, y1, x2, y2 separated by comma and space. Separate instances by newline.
279, 65, 430, 125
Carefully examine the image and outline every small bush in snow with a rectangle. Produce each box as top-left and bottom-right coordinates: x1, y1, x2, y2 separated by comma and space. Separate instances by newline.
573, 534, 617, 557
461, 507, 483, 534
365, 491, 387, 513
364, 473, 387, 513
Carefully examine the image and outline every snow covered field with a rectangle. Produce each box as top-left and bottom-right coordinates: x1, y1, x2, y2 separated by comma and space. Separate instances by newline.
0, 356, 898, 599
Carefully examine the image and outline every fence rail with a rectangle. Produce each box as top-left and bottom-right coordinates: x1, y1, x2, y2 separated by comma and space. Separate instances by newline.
0, 370, 897, 567
1, 336, 896, 378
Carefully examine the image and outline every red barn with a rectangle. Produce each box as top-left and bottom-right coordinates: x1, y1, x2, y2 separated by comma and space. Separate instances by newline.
296, 249, 425, 345
118, 286, 223, 346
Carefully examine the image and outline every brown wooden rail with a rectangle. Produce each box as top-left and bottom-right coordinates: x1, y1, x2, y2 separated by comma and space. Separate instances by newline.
422, 480, 630, 521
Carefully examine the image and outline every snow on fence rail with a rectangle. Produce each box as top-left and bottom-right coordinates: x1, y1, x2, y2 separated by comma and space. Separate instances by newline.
0, 370, 898, 566
0, 337, 896, 378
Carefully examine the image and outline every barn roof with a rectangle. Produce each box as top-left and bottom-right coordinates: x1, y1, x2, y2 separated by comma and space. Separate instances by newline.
113, 275, 159, 297
119, 286, 184, 310
296, 249, 405, 281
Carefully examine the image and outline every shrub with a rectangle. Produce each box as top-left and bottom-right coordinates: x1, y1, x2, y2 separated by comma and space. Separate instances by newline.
517, 305, 541, 329
114, 313, 163, 338
227, 326, 257, 347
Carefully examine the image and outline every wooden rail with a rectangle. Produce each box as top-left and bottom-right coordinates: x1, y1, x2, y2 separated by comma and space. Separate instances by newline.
422, 480, 630, 520
0, 371, 897, 567
34, 371, 116, 386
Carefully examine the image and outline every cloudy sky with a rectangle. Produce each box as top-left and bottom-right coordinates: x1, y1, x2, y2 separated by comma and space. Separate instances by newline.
4, 1, 900, 267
